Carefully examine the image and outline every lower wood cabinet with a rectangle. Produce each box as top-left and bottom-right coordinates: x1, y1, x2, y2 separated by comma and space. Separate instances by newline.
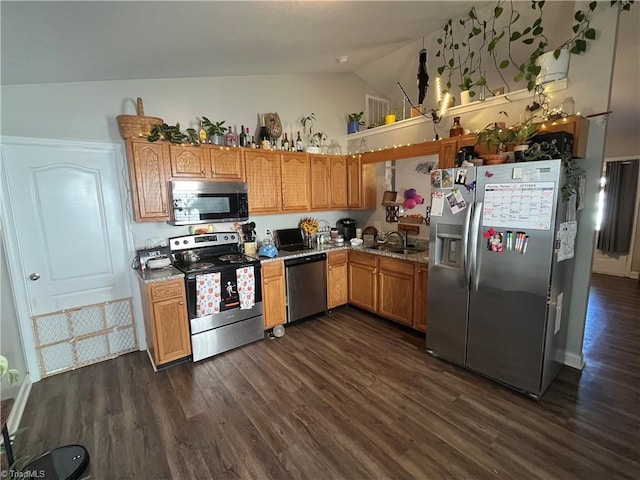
262, 260, 287, 329
377, 257, 414, 326
139, 277, 191, 367
347, 251, 427, 331
327, 250, 348, 309
347, 251, 377, 311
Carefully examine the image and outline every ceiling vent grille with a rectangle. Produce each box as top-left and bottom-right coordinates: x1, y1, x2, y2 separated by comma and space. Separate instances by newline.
365, 95, 389, 129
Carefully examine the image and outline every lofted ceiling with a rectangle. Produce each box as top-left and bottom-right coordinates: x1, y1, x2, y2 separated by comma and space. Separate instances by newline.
1, 1, 488, 85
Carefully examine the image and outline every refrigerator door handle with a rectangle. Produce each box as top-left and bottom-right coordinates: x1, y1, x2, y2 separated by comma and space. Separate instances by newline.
470, 201, 482, 292
460, 203, 473, 289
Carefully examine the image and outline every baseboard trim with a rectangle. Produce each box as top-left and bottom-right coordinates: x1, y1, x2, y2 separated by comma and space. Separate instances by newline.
7, 377, 32, 433
563, 351, 585, 370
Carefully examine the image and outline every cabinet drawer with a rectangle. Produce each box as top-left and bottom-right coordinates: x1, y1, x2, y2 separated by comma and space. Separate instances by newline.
262, 260, 284, 278
378, 257, 415, 276
327, 250, 348, 265
150, 279, 184, 301
348, 250, 377, 267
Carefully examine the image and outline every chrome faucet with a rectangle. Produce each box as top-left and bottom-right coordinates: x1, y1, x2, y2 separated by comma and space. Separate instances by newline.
385, 231, 407, 248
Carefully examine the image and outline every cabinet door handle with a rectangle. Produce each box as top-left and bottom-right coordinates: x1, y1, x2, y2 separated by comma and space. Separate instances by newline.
164, 210, 169, 213
201, 170, 206, 175
179, 301, 184, 305
211, 171, 216, 175
264, 281, 269, 285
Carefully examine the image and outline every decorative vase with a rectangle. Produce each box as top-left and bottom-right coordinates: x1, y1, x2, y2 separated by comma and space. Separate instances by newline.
347, 121, 360, 134
449, 116, 464, 137
384, 114, 396, 125
536, 49, 570, 85
460, 90, 473, 105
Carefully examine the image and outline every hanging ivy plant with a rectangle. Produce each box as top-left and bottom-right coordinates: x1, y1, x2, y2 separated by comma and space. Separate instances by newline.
147, 123, 199, 145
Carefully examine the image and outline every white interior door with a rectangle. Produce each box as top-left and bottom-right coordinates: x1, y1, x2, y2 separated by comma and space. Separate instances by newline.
1, 138, 134, 379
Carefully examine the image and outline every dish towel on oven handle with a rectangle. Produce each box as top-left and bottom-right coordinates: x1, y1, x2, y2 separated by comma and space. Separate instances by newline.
196, 272, 221, 317
236, 266, 255, 309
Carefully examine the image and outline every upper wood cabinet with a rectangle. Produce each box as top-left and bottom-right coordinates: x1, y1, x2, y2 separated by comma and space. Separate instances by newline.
330, 156, 348, 209
535, 115, 589, 158
126, 139, 171, 222
168, 145, 245, 181
347, 155, 376, 209
244, 150, 282, 213
439, 138, 459, 170
210, 147, 245, 181
309, 154, 331, 210
280, 151, 311, 211
169, 145, 208, 178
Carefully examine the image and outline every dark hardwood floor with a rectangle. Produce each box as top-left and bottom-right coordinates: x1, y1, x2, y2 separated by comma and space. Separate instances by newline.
14, 274, 640, 479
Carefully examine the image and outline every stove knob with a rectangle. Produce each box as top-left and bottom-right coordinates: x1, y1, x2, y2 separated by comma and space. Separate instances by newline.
174, 240, 180, 246
224, 235, 228, 240
183, 240, 189, 244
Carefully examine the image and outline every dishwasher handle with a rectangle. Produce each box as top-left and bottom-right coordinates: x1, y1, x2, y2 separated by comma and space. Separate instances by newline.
284, 253, 327, 267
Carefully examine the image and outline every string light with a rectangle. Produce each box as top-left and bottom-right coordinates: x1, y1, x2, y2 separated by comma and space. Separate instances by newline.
436, 77, 442, 104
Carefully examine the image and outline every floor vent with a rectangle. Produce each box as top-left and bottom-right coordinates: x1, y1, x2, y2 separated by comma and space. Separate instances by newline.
32, 297, 138, 378
365, 95, 389, 129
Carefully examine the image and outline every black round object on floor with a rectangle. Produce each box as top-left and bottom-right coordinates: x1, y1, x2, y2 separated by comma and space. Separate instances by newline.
21, 444, 89, 480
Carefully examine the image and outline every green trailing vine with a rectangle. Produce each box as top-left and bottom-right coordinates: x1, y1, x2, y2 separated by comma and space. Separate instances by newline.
147, 123, 200, 145
435, 0, 635, 94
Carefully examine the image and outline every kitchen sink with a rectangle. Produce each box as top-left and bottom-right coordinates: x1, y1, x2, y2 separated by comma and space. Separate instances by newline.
364, 244, 427, 254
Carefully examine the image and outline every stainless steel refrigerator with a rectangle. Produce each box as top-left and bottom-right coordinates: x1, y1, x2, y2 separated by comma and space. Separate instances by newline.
426, 159, 575, 399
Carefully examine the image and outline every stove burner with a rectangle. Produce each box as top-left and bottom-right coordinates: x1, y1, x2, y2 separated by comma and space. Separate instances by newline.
187, 262, 215, 270
219, 254, 246, 263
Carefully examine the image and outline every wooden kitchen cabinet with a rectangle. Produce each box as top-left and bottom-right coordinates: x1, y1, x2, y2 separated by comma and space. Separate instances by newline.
348, 251, 377, 311
439, 137, 459, 170
413, 264, 428, 332
262, 260, 287, 329
168, 144, 209, 178
535, 115, 589, 158
210, 147, 245, 181
125, 139, 171, 222
168, 144, 245, 181
310, 154, 331, 210
140, 277, 191, 367
377, 257, 415, 327
280, 151, 311, 211
244, 150, 282, 213
327, 250, 348, 310
330, 155, 348, 208
347, 155, 376, 209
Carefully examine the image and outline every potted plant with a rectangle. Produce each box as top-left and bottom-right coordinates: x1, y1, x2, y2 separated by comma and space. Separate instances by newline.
476, 113, 513, 164
509, 117, 539, 162
385, 103, 403, 125
347, 112, 364, 134
202, 117, 226, 145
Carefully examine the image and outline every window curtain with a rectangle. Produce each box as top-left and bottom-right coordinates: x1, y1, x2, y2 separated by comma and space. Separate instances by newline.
597, 159, 639, 254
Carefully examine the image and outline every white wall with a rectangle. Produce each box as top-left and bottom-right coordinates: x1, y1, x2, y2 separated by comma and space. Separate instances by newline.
351, 2, 623, 369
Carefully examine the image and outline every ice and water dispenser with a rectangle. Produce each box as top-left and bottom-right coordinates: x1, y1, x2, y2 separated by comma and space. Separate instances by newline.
433, 224, 463, 268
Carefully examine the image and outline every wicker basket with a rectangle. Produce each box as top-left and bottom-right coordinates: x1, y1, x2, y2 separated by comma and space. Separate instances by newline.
116, 97, 163, 140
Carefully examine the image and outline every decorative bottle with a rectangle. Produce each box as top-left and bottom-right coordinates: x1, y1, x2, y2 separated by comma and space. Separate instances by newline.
239, 125, 247, 147
224, 125, 237, 147
449, 116, 464, 137
295, 131, 304, 152
282, 133, 290, 151
198, 121, 207, 144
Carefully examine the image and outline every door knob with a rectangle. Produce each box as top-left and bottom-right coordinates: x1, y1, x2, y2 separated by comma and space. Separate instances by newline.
30, 273, 41, 281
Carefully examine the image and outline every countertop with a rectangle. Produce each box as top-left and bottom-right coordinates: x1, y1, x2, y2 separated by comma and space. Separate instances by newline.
134, 266, 185, 284
258, 242, 429, 265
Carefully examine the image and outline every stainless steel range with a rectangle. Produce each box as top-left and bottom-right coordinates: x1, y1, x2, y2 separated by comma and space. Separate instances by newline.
170, 232, 263, 361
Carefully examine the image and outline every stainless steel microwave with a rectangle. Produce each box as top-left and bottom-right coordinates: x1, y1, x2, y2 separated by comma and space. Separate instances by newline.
168, 181, 249, 225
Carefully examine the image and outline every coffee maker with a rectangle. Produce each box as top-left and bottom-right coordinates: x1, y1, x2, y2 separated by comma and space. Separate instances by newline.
336, 218, 357, 241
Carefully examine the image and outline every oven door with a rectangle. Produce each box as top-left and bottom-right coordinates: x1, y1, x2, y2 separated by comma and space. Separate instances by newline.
169, 181, 249, 225
185, 263, 263, 333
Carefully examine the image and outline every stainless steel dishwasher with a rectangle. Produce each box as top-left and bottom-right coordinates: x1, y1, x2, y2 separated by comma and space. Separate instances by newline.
285, 253, 327, 323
